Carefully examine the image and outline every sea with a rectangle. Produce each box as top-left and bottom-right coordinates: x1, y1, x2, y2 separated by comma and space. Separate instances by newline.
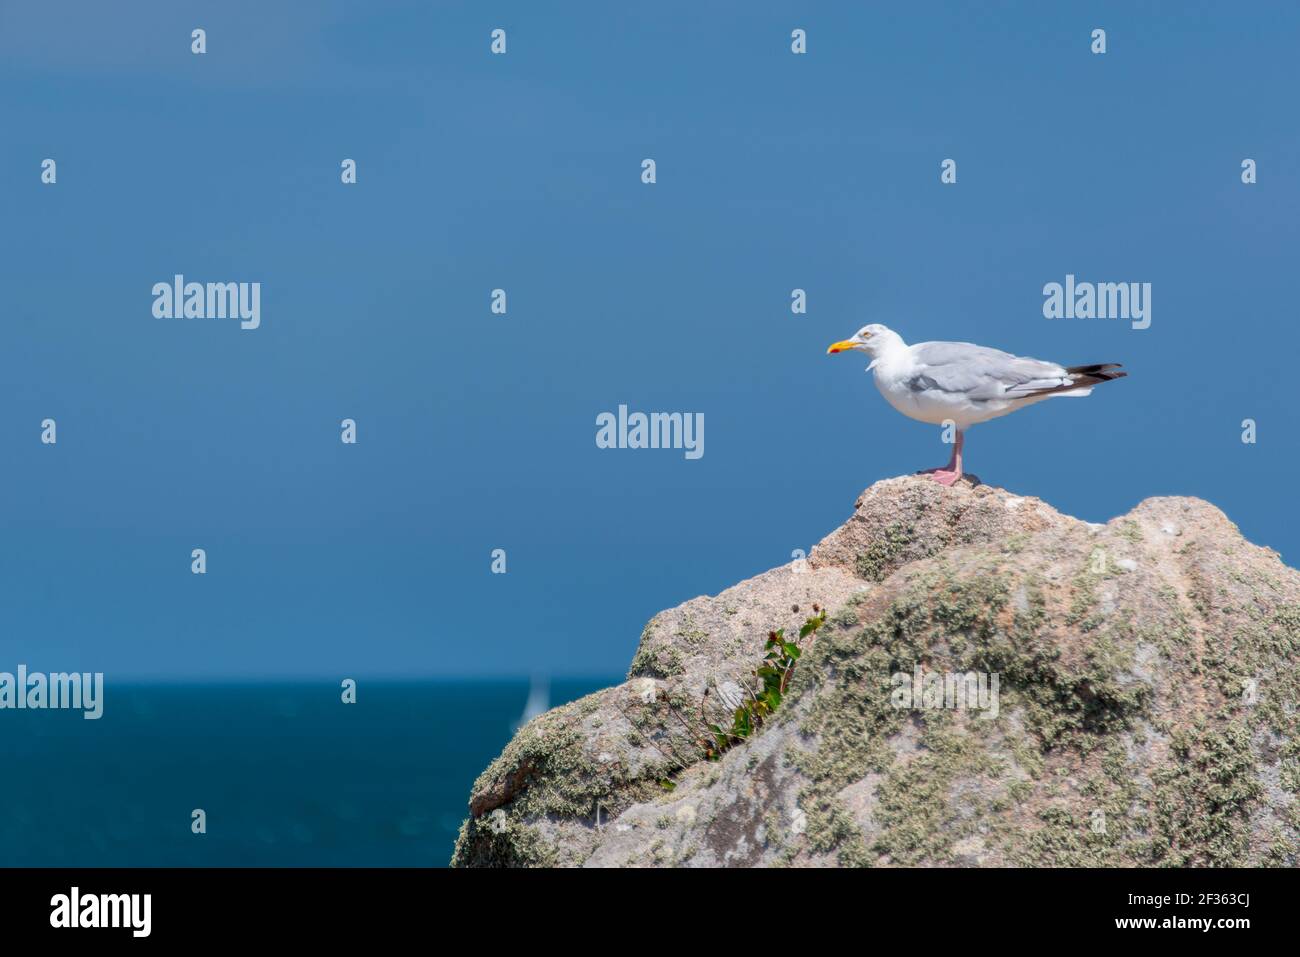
0, 679, 613, 867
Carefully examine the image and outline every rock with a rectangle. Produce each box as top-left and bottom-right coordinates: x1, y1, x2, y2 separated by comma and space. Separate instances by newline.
451, 475, 1300, 867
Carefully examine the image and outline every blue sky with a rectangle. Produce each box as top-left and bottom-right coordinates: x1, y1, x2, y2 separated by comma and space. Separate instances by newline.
1, 1, 1296, 678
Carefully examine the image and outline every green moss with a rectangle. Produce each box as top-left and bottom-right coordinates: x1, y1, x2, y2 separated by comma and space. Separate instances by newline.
804, 798, 873, 866
628, 628, 685, 678
674, 617, 710, 650
830, 606, 861, 629
1002, 533, 1030, 555
775, 554, 1155, 866
1009, 738, 1146, 865
1019, 806, 1100, 865
1064, 572, 1101, 629
450, 692, 669, 866
1146, 719, 1265, 866
868, 716, 995, 865
761, 807, 788, 855
1117, 520, 1145, 543
855, 522, 919, 582
450, 813, 560, 868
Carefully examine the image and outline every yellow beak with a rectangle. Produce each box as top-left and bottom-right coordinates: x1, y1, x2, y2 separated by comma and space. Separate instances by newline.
827, 340, 856, 355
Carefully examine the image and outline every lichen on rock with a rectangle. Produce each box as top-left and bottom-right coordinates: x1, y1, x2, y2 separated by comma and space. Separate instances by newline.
451, 476, 1300, 867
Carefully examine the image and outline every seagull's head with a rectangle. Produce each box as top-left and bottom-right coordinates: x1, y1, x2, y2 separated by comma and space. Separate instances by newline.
826, 323, 902, 357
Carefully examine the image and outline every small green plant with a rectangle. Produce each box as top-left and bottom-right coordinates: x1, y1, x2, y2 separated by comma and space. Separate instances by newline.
703, 606, 827, 758
624, 606, 829, 786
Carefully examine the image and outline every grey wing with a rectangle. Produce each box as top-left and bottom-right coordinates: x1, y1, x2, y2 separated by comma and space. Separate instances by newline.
907, 341, 1072, 401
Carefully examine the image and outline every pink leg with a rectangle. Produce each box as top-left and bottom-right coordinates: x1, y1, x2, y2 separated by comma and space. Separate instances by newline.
918, 430, 964, 486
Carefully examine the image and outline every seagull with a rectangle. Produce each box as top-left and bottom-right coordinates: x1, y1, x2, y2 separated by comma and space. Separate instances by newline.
827, 324, 1126, 486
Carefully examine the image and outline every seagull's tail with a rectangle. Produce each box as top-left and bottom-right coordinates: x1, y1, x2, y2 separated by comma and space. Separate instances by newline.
1065, 363, 1126, 379
1027, 364, 1128, 399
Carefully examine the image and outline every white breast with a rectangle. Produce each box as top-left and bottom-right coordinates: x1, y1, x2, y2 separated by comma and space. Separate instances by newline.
873, 370, 960, 425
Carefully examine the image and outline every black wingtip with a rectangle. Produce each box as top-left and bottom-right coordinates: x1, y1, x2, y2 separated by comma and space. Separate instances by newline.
1065, 362, 1124, 376
1073, 368, 1128, 388
1020, 367, 1127, 398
